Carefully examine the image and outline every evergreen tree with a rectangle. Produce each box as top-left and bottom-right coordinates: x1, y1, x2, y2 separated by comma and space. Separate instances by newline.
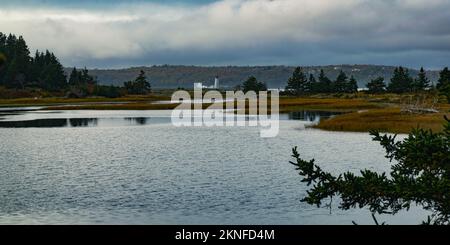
0, 34, 31, 88
67, 67, 97, 96
40, 52, 67, 91
437, 67, 450, 102
437, 67, 450, 90
334, 70, 348, 93
317, 69, 332, 93
387, 66, 414, 93
124, 70, 151, 95
286, 67, 308, 96
136, 70, 151, 93
28, 50, 44, 87
242, 76, 267, 93
256, 80, 268, 92
290, 117, 450, 225
69, 67, 81, 86
40, 61, 67, 91
412, 67, 430, 92
308, 74, 318, 93
0, 33, 66, 90
243, 76, 259, 93
347, 75, 358, 93
366, 77, 386, 94
81, 67, 97, 85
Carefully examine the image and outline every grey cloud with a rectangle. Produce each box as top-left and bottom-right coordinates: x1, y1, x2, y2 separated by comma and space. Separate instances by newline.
0, 0, 449, 68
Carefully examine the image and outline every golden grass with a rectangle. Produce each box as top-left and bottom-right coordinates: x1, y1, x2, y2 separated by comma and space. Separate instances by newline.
1, 92, 449, 133
0, 95, 171, 107
43, 102, 222, 110
315, 108, 450, 134
43, 103, 178, 110
278, 97, 382, 112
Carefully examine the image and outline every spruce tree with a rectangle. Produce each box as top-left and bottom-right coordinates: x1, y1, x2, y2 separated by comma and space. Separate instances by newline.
387, 66, 414, 93
437, 67, 450, 90
318, 69, 332, 93
308, 74, 317, 93
437, 67, 450, 102
334, 70, 348, 93
366, 77, 386, 94
242, 76, 267, 93
243, 76, 258, 93
69, 67, 80, 86
286, 67, 308, 96
347, 75, 358, 93
413, 67, 430, 92
135, 70, 151, 94
125, 70, 151, 95
0, 33, 67, 91
290, 117, 450, 225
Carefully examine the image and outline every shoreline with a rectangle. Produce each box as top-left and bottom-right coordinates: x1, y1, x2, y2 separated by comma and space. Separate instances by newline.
1, 95, 449, 134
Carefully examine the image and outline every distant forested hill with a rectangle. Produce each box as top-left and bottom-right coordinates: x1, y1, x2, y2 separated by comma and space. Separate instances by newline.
66, 65, 441, 89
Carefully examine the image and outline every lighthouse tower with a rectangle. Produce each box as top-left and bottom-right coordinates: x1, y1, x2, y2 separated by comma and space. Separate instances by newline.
214, 76, 220, 89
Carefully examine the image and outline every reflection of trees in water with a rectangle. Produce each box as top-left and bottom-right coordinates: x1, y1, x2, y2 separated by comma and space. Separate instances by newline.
0, 119, 69, 128
0, 118, 98, 128
125, 117, 149, 125
289, 111, 339, 122
69, 118, 98, 127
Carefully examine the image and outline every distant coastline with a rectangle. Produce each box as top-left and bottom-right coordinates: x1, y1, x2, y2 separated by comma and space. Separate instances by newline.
73, 65, 442, 89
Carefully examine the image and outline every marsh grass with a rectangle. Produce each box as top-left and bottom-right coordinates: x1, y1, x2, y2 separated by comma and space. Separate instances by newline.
0, 95, 170, 107
278, 97, 382, 112
315, 108, 450, 134
43, 102, 223, 110
2, 93, 449, 133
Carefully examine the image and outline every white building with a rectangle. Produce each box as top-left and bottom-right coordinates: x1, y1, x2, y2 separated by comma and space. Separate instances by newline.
214, 76, 220, 89
194, 83, 203, 89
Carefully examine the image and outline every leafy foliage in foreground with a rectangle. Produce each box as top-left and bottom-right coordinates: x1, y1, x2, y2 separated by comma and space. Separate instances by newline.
290, 117, 450, 225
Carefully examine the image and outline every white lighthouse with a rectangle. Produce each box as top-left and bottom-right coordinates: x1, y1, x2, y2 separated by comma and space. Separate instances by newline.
214, 76, 220, 89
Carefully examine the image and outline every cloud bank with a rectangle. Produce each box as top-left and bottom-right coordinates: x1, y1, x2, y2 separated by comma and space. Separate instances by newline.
1, 0, 449, 68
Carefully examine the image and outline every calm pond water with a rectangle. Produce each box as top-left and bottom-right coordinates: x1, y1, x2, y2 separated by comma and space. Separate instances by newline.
0, 108, 428, 224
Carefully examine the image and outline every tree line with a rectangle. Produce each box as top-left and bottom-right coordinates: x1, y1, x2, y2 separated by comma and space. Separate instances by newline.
366, 66, 432, 93
67, 68, 152, 98
285, 67, 358, 95
1, 32, 449, 101
0, 32, 152, 98
285, 66, 450, 102
366, 66, 450, 102
0, 32, 66, 91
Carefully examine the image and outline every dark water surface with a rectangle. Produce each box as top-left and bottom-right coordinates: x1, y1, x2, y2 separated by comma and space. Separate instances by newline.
0, 109, 428, 224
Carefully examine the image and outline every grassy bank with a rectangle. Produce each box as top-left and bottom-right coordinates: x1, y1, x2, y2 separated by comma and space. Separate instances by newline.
0, 94, 170, 107
278, 95, 450, 133
43, 102, 178, 110
278, 97, 383, 112
314, 107, 450, 134
1, 93, 449, 133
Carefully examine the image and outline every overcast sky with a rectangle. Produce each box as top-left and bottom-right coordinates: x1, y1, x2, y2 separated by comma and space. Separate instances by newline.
1, 0, 449, 69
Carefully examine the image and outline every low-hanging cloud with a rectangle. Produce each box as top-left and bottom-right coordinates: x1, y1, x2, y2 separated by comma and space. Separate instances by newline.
1, 0, 449, 68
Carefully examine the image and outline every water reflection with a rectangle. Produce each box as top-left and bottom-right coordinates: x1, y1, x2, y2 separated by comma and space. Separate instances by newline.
125, 117, 148, 125
0, 118, 98, 128
0, 109, 427, 225
0, 110, 340, 128
69, 118, 98, 127
288, 110, 339, 122
0, 117, 159, 128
